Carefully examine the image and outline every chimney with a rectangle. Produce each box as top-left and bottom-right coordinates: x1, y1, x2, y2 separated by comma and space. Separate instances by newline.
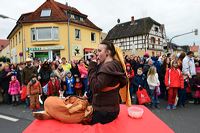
131, 16, 135, 23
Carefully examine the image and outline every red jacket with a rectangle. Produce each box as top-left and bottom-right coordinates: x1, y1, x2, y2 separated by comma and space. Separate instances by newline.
127, 69, 134, 79
47, 79, 61, 96
165, 68, 184, 89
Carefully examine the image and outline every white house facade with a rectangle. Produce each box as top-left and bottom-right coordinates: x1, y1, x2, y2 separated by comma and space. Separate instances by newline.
106, 17, 167, 56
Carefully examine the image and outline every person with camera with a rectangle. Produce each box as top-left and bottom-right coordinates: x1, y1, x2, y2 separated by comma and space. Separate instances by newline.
27, 74, 42, 111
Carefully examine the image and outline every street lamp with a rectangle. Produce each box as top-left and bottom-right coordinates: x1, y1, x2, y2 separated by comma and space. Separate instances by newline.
0, 14, 26, 62
167, 29, 198, 52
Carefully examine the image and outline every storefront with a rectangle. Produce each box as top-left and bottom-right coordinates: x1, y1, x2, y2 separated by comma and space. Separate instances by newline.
27, 46, 64, 62
83, 48, 95, 60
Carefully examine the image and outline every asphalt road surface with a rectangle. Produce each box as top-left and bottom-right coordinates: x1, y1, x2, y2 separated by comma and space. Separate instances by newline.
0, 100, 200, 133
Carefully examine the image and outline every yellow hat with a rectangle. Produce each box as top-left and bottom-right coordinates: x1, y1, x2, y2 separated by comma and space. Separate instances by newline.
26, 58, 32, 62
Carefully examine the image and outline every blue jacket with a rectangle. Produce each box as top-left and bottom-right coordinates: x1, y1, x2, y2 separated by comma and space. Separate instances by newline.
132, 74, 147, 90
65, 76, 75, 95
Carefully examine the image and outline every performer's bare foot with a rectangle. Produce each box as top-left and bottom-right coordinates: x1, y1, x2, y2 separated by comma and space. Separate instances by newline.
85, 106, 93, 117
32, 111, 52, 120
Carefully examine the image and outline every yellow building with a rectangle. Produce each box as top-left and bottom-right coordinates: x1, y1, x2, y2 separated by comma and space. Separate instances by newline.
7, 0, 102, 63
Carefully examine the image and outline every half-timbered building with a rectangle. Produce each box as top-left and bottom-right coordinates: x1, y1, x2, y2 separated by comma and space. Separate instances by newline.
105, 16, 167, 56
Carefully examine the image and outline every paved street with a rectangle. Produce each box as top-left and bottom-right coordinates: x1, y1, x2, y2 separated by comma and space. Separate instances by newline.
0, 104, 33, 133
151, 100, 200, 133
0, 100, 200, 133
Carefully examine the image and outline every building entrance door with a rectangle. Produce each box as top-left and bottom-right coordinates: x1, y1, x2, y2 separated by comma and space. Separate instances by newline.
35, 52, 48, 62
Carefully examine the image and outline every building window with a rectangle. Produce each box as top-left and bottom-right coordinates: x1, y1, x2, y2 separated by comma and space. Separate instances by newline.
13, 38, 14, 46
75, 29, 81, 40
151, 37, 155, 44
80, 17, 84, 22
16, 35, 17, 45
31, 29, 36, 41
91, 32, 96, 42
75, 15, 80, 21
19, 32, 21, 43
155, 27, 159, 32
31, 27, 59, 41
40, 9, 51, 17
70, 14, 75, 19
158, 38, 160, 44
37, 28, 51, 40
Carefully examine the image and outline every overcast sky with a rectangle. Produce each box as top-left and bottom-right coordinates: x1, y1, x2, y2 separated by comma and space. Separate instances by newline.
0, 0, 200, 45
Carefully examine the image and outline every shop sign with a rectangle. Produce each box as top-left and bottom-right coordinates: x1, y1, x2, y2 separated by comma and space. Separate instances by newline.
72, 45, 83, 57
28, 46, 64, 51
19, 52, 23, 57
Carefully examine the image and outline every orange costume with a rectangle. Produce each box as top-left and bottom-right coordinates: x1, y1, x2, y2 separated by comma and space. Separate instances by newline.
27, 81, 42, 110
33, 96, 92, 124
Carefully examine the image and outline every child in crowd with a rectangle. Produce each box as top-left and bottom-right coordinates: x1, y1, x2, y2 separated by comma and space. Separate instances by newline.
8, 75, 21, 106
165, 60, 184, 110
178, 75, 189, 107
126, 63, 135, 100
47, 73, 61, 96
64, 71, 75, 97
27, 74, 42, 111
74, 77, 83, 96
133, 67, 148, 104
147, 66, 160, 108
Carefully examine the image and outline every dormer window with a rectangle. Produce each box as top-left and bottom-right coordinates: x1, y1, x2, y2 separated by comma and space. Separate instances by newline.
40, 9, 51, 17
80, 17, 84, 22
70, 14, 75, 19
155, 27, 159, 32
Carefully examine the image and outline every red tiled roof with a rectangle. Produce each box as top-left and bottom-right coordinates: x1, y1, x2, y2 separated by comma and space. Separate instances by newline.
19, 0, 101, 30
0, 39, 9, 51
8, 0, 102, 39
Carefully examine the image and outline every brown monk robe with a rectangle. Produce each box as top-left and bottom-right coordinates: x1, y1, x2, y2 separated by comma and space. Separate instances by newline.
33, 96, 93, 124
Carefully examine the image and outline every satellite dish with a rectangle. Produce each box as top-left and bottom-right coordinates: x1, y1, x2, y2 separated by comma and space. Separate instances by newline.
117, 18, 120, 24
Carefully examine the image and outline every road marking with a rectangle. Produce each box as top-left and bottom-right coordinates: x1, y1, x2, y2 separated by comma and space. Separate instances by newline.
0, 114, 19, 122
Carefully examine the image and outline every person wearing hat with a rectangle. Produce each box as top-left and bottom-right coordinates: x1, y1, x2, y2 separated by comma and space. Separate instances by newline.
47, 73, 61, 97
27, 74, 42, 111
22, 58, 37, 86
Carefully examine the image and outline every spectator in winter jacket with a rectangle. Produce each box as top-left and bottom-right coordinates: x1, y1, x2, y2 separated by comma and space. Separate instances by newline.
64, 71, 75, 96
1, 63, 12, 104
133, 67, 148, 93
182, 51, 196, 78
47, 73, 61, 96
38, 61, 52, 87
126, 63, 134, 99
143, 58, 153, 76
70, 61, 80, 78
165, 60, 184, 110
61, 57, 71, 72
22, 58, 37, 85
147, 66, 160, 108
8, 75, 20, 106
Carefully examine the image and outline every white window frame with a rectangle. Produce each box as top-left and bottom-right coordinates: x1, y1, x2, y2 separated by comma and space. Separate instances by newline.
75, 29, 81, 40
31, 27, 59, 41
80, 17, 84, 21
40, 9, 51, 17
91, 32, 96, 42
